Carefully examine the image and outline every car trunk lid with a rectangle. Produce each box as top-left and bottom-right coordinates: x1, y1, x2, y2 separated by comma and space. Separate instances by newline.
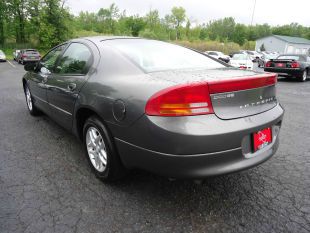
149, 68, 278, 119
208, 74, 277, 119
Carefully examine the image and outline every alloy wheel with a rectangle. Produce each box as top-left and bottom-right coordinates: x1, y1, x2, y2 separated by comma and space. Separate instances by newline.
25, 87, 33, 111
86, 127, 108, 172
302, 70, 307, 81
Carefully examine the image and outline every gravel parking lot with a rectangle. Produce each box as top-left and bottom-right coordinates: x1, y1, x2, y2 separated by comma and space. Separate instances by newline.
0, 61, 309, 233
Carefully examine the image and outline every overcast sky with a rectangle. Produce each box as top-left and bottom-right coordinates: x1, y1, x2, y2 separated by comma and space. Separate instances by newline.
66, 0, 310, 26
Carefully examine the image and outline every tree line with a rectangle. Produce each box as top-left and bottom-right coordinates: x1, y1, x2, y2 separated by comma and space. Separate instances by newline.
0, 1, 310, 50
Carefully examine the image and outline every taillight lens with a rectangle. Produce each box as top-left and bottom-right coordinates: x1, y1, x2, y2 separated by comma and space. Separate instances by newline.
291, 62, 300, 68
265, 61, 272, 67
145, 83, 214, 116
22, 54, 27, 58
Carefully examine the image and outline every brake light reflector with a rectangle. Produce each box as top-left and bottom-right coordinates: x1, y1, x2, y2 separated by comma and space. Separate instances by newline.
208, 74, 277, 94
291, 62, 300, 68
265, 61, 272, 67
145, 83, 214, 116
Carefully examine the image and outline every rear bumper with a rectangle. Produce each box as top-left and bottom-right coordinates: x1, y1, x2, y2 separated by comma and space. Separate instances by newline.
23, 58, 40, 63
264, 67, 303, 76
115, 104, 284, 178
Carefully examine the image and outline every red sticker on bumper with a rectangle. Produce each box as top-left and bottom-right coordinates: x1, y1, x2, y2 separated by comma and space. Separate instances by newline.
253, 127, 272, 152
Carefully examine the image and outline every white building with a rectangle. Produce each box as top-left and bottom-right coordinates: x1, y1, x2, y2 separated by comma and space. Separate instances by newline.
255, 35, 310, 55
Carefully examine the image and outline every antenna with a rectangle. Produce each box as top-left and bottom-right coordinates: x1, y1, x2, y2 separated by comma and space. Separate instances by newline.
251, 0, 257, 26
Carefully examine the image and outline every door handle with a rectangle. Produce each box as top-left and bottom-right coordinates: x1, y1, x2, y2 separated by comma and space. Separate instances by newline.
67, 83, 77, 91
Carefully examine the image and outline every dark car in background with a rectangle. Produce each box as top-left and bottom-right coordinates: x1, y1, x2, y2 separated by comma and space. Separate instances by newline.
264, 54, 310, 82
22, 37, 284, 182
204, 51, 230, 63
258, 52, 279, 68
18, 49, 41, 65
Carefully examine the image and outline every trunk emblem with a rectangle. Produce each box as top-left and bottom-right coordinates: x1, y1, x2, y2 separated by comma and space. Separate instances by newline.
239, 97, 276, 109
213, 93, 235, 100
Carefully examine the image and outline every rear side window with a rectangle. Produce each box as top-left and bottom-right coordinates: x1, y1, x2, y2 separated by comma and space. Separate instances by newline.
55, 43, 92, 75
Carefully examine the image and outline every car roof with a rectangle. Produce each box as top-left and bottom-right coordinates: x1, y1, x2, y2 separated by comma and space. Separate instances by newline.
278, 54, 306, 57
74, 36, 138, 44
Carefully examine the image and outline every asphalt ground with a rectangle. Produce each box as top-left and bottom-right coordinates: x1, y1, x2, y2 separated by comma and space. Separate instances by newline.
0, 61, 309, 233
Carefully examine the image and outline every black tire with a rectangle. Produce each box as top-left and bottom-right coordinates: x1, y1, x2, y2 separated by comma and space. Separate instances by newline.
24, 84, 41, 116
297, 70, 307, 82
83, 116, 126, 182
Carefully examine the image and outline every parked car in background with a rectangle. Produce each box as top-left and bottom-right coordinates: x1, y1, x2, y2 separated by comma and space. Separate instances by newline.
264, 54, 310, 82
22, 37, 284, 181
0, 50, 7, 62
229, 51, 244, 58
204, 51, 230, 63
18, 49, 41, 65
13, 50, 21, 61
258, 53, 279, 68
229, 53, 254, 70
245, 50, 263, 62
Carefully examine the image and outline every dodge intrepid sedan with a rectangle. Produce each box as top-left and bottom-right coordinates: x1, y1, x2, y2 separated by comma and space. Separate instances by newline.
22, 37, 284, 181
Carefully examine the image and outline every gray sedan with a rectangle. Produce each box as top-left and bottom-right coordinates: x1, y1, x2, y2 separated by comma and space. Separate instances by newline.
22, 37, 284, 181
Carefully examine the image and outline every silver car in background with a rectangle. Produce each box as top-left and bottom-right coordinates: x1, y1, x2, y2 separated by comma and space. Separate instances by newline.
0, 50, 6, 62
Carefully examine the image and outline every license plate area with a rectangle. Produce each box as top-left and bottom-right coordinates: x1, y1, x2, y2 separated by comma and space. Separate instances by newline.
252, 127, 272, 152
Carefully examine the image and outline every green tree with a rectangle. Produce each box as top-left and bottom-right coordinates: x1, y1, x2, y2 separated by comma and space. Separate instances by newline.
0, 0, 6, 44
232, 24, 247, 45
170, 7, 186, 40
98, 3, 119, 34
124, 15, 145, 37
39, 0, 72, 48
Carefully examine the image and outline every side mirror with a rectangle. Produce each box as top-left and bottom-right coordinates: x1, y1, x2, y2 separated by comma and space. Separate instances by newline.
24, 63, 36, 72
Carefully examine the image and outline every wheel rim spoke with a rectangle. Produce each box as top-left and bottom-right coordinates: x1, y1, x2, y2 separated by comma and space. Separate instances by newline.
86, 127, 108, 172
26, 88, 32, 110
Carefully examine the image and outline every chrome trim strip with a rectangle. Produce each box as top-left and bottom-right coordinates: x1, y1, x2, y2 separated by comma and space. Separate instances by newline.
49, 103, 72, 116
32, 94, 72, 116
115, 138, 241, 157
32, 94, 48, 104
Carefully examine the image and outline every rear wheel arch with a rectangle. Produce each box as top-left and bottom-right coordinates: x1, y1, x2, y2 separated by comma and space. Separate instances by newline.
75, 107, 109, 141
22, 78, 27, 91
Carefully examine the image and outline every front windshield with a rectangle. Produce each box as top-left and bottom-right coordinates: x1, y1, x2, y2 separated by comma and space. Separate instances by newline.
105, 39, 225, 72
232, 54, 248, 60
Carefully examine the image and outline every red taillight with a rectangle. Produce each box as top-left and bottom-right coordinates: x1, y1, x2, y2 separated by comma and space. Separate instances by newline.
145, 83, 214, 116
265, 61, 272, 67
291, 62, 300, 68
208, 74, 277, 94
22, 54, 27, 58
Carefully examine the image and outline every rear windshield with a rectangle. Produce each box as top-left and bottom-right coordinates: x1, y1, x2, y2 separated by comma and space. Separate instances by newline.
25, 50, 38, 54
104, 39, 225, 72
232, 54, 249, 60
277, 55, 304, 61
